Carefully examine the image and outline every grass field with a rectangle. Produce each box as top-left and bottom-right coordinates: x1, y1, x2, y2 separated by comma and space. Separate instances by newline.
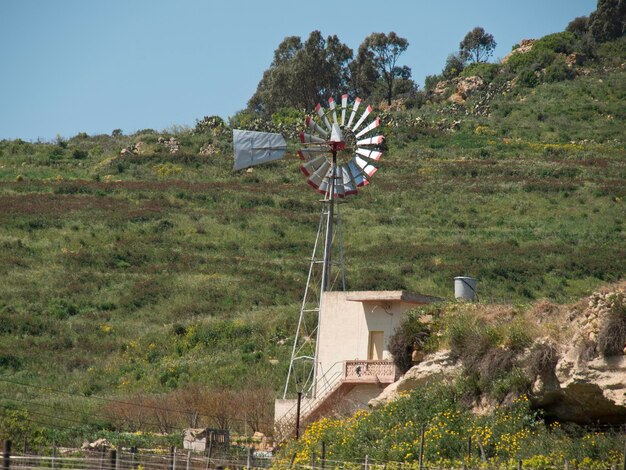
0, 45, 624, 438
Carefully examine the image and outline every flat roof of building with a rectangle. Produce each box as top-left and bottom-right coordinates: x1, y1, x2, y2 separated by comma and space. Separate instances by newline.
345, 290, 443, 305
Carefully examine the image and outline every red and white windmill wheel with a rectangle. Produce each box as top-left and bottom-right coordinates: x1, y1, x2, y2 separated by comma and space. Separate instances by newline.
298, 95, 383, 198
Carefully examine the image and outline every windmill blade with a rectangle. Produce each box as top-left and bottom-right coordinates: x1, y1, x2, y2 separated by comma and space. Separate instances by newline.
340, 94, 348, 126
354, 155, 378, 177
300, 155, 328, 176
356, 148, 383, 161
346, 97, 361, 129
341, 165, 358, 195
298, 147, 328, 161
328, 97, 338, 125
346, 159, 369, 187
307, 160, 332, 190
356, 135, 384, 146
316, 103, 332, 132
300, 131, 326, 144
352, 105, 373, 133
355, 117, 380, 138
335, 177, 346, 197
233, 129, 287, 171
316, 169, 345, 198
305, 116, 329, 139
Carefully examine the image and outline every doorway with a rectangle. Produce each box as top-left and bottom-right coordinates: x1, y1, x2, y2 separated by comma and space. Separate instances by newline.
368, 331, 384, 360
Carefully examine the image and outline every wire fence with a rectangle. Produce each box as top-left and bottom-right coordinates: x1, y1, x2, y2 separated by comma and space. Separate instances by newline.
0, 441, 273, 470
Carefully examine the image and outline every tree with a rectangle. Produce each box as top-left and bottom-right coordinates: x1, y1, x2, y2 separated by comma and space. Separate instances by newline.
588, 0, 626, 43
459, 27, 497, 64
442, 53, 465, 79
358, 32, 410, 105
248, 31, 352, 115
349, 45, 378, 99
566, 16, 590, 38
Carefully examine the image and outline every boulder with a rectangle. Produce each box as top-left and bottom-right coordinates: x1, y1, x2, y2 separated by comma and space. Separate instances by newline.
369, 350, 461, 407
447, 93, 465, 104
456, 76, 485, 99
502, 39, 536, 64
433, 80, 452, 96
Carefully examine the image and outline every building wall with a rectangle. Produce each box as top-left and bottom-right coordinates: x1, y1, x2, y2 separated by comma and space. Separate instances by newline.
316, 292, 415, 391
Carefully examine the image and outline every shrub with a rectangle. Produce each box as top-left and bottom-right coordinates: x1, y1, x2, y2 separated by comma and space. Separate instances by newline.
544, 56, 576, 83
442, 54, 465, 79
534, 31, 578, 54
424, 73, 444, 91
597, 292, 626, 356
461, 62, 500, 82
567, 16, 589, 37
72, 149, 89, 159
518, 68, 540, 88
506, 48, 556, 73
388, 310, 431, 373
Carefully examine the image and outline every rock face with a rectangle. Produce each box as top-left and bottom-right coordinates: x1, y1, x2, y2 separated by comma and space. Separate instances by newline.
533, 288, 626, 423
371, 285, 626, 424
502, 39, 536, 64
369, 350, 461, 407
158, 136, 180, 154
434, 76, 485, 104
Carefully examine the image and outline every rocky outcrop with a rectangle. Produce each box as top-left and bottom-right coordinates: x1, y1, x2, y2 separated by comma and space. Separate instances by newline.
158, 136, 180, 154
433, 76, 485, 104
532, 288, 626, 423
369, 350, 461, 407
371, 284, 626, 424
502, 39, 536, 64
199, 143, 218, 156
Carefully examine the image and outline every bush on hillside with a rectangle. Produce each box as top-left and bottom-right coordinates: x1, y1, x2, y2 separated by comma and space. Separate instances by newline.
388, 309, 431, 373
506, 48, 557, 74
597, 292, 626, 356
597, 36, 626, 63
460, 62, 501, 82
567, 16, 590, 37
534, 31, 578, 54
443, 54, 465, 79
544, 56, 576, 82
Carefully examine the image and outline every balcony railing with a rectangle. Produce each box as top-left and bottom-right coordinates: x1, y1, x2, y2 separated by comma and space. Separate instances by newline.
344, 360, 397, 384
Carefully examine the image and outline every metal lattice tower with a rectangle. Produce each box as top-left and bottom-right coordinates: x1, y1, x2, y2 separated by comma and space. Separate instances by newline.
282, 96, 383, 399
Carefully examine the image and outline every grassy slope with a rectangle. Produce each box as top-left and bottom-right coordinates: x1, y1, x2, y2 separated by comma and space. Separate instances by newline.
0, 50, 624, 430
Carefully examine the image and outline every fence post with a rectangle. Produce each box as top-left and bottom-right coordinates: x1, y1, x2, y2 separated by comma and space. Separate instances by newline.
2, 440, 10, 470
186, 450, 191, 470
169, 446, 176, 470
321, 442, 326, 470
110, 449, 117, 470
100, 446, 107, 470
517, 459, 522, 470
364, 454, 369, 470
247, 447, 253, 470
418, 424, 425, 470
564, 459, 569, 470
205, 433, 214, 470
295, 391, 302, 440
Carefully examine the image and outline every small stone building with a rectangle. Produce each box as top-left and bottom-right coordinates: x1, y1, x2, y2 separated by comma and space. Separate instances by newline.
275, 290, 440, 438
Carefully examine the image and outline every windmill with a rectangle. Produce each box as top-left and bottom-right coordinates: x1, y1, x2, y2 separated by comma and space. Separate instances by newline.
233, 95, 383, 400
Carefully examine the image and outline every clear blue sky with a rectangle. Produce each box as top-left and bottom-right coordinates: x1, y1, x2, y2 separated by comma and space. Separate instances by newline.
0, 0, 596, 141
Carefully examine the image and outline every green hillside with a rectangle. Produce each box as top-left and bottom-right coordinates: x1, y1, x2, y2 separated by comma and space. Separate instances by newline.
0, 33, 624, 445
